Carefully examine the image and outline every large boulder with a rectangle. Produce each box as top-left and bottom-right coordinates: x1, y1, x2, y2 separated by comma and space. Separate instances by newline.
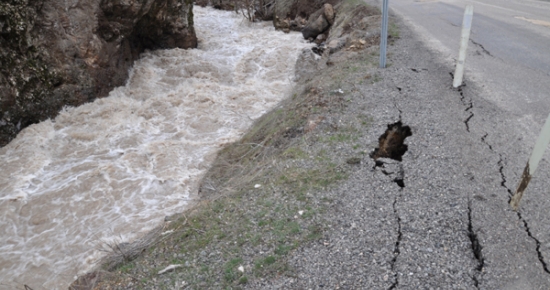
302, 13, 328, 39
0, 0, 197, 146
273, 0, 339, 31
301, 3, 334, 40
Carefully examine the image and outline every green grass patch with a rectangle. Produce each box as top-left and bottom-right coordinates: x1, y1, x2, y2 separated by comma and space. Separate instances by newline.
116, 262, 135, 274
283, 146, 307, 159
389, 22, 400, 39
224, 258, 244, 283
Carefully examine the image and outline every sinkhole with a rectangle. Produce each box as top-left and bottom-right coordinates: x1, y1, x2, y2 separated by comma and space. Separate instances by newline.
371, 121, 412, 187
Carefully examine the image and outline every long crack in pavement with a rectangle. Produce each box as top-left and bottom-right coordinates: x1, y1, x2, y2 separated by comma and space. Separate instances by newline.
469, 90, 550, 276
458, 78, 550, 287
467, 199, 484, 288
389, 191, 403, 290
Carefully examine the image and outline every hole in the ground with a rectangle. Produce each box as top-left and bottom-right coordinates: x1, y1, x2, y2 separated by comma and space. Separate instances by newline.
393, 179, 405, 188
371, 121, 412, 161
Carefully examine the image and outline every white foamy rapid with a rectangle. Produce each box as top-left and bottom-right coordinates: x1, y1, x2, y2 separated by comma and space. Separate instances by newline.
0, 7, 311, 289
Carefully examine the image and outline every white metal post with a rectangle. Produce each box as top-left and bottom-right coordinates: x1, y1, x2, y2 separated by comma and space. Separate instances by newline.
379, 0, 389, 68
511, 113, 550, 210
453, 5, 474, 88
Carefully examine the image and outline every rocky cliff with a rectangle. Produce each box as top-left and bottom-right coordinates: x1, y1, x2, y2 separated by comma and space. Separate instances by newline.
0, 0, 197, 146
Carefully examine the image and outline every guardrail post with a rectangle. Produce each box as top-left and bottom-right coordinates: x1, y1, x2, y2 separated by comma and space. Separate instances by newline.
511, 113, 550, 210
379, 0, 389, 68
453, 5, 474, 88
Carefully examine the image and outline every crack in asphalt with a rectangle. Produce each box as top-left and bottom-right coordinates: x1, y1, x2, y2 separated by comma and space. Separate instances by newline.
464, 100, 473, 112
382, 91, 405, 289
470, 39, 493, 57
388, 192, 402, 290
453, 81, 486, 288
480, 133, 492, 150
493, 158, 549, 273
464, 114, 474, 132
449, 73, 474, 132
517, 210, 550, 274
497, 154, 513, 196
480, 134, 513, 196
467, 200, 484, 289
457, 86, 474, 132
410, 68, 428, 73
393, 93, 403, 121
479, 133, 550, 275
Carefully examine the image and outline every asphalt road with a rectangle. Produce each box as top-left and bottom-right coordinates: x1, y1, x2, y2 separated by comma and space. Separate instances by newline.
389, 0, 550, 134
384, 0, 550, 288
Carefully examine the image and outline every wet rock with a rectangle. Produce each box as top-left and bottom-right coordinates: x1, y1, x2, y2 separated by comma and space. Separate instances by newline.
302, 14, 329, 40
275, 16, 291, 33
289, 15, 307, 32
272, 0, 338, 32
302, 4, 334, 40
311, 43, 326, 56
0, 0, 197, 146
323, 3, 335, 25
316, 34, 326, 42
326, 37, 347, 53
295, 48, 321, 82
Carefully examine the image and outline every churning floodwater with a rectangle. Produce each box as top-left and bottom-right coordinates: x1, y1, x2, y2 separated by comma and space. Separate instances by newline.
0, 7, 311, 289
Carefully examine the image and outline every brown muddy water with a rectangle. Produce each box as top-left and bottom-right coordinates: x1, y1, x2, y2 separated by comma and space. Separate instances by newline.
0, 6, 312, 289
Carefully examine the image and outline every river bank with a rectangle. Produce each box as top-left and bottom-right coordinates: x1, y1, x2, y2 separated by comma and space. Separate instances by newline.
69, 0, 389, 288
0, 6, 313, 289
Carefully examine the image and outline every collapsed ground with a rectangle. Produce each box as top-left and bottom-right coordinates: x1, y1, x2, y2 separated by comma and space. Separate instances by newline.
70, 0, 550, 289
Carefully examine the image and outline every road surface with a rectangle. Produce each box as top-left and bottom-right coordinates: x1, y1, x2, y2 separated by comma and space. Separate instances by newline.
384, 0, 550, 288
390, 0, 550, 135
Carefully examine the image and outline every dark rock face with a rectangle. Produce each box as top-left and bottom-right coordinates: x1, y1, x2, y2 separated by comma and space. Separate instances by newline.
301, 3, 333, 40
301, 15, 328, 39
273, 0, 339, 32
0, 0, 197, 146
